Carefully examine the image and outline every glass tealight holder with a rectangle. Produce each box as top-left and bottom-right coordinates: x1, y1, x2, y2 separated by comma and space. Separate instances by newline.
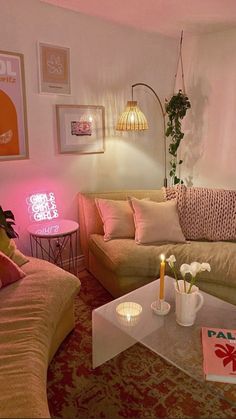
116, 302, 142, 327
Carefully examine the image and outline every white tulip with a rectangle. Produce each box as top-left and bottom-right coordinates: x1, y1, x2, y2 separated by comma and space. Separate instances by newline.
180, 263, 192, 277
200, 263, 211, 272
189, 262, 202, 277
166, 254, 180, 290
180, 261, 211, 279
179, 260, 211, 294
166, 255, 176, 268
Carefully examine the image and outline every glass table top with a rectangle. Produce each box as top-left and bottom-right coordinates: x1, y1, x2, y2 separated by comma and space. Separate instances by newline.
92, 277, 236, 387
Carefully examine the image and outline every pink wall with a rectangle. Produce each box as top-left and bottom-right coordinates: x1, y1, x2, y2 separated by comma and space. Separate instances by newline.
2, 1, 234, 260
179, 30, 236, 190
0, 0, 177, 255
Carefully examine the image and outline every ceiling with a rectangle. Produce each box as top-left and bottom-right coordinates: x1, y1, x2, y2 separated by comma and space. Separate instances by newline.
41, 0, 236, 37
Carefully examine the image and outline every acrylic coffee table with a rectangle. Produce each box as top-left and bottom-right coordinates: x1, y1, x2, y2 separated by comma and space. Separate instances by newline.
92, 276, 236, 404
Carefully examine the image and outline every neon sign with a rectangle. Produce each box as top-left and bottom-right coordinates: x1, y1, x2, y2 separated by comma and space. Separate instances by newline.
27, 192, 59, 222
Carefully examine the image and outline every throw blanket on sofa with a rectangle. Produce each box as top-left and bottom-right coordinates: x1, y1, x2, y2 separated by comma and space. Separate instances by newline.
163, 185, 236, 241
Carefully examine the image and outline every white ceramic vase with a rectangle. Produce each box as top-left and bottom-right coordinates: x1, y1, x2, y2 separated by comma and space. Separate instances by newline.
175, 279, 204, 326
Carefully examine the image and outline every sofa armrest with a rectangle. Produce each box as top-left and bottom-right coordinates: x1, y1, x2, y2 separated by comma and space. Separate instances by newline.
78, 190, 164, 268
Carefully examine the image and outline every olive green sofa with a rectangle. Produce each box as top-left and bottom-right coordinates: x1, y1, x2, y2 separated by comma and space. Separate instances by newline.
0, 257, 80, 418
78, 190, 236, 305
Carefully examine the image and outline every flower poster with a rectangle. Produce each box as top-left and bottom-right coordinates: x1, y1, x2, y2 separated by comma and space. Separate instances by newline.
0, 50, 28, 160
38, 42, 71, 94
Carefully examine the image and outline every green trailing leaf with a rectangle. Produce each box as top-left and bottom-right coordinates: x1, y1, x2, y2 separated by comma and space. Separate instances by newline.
0, 206, 18, 239
165, 90, 191, 185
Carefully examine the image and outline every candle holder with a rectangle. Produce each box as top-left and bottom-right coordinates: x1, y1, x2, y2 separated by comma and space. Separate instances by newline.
116, 301, 142, 326
151, 299, 171, 316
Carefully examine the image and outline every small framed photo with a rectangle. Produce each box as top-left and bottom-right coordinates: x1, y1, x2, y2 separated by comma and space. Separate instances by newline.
56, 105, 105, 154
0, 50, 29, 161
38, 42, 71, 94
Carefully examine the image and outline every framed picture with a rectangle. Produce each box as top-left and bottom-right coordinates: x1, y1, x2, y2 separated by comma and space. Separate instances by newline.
0, 50, 29, 161
56, 105, 105, 154
38, 42, 71, 94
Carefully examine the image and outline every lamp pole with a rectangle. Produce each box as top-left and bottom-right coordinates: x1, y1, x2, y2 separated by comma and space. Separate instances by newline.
131, 83, 167, 188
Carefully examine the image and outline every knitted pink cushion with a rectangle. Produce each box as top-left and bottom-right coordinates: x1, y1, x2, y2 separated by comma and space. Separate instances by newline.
164, 185, 236, 241
0, 250, 25, 289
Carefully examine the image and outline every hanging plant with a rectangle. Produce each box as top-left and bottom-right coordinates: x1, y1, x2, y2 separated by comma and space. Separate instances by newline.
0, 206, 18, 238
164, 30, 191, 185
165, 90, 191, 185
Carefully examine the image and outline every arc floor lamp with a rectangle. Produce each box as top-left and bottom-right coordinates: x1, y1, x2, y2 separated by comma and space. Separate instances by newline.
116, 82, 167, 187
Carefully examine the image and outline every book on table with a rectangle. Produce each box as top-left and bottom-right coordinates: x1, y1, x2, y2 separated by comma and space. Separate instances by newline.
202, 327, 236, 384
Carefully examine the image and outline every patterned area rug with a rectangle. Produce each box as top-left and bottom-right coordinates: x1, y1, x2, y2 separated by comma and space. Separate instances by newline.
47, 273, 236, 418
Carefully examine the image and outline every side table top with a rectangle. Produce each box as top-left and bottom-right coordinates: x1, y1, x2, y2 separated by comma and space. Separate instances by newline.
27, 219, 79, 238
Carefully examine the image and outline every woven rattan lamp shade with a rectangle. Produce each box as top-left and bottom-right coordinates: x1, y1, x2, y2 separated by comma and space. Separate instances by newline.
116, 101, 148, 131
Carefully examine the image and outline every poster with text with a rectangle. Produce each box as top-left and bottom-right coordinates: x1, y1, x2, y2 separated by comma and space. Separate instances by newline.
0, 51, 28, 160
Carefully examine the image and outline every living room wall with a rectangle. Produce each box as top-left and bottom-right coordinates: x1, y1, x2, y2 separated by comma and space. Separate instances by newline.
0, 0, 177, 255
180, 28, 236, 190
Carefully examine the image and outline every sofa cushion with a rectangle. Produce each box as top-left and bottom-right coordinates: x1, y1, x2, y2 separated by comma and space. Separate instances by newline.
0, 251, 25, 288
129, 198, 186, 244
0, 227, 29, 266
0, 257, 80, 418
78, 190, 165, 266
164, 185, 236, 241
95, 198, 135, 241
89, 234, 236, 290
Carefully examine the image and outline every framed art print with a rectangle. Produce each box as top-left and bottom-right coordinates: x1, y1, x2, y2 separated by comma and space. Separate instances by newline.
0, 50, 29, 161
56, 105, 105, 154
38, 42, 71, 94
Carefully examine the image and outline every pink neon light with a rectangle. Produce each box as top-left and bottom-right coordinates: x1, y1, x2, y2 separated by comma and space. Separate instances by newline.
26, 192, 59, 222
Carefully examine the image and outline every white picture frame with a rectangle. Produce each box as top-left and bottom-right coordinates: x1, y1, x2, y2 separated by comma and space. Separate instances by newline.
56, 104, 105, 154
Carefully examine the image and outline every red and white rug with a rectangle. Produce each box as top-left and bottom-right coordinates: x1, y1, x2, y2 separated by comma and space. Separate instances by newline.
47, 273, 236, 418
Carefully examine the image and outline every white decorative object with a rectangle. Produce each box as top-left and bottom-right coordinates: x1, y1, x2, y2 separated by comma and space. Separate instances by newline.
151, 300, 171, 316
166, 254, 211, 294
175, 280, 204, 326
116, 302, 142, 326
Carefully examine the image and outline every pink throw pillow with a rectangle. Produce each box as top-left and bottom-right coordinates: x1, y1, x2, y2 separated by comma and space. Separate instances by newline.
0, 251, 25, 289
95, 198, 135, 241
0, 228, 29, 266
129, 198, 186, 245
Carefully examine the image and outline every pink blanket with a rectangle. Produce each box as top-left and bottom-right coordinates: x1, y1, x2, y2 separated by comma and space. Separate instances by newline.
163, 185, 236, 241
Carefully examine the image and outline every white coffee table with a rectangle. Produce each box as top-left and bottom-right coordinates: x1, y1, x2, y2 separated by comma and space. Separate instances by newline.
92, 276, 236, 386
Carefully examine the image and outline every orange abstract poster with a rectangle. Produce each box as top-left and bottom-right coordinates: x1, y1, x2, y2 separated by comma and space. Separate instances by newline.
0, 51, 28, 160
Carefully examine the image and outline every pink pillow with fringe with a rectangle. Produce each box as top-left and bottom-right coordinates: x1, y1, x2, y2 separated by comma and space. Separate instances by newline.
0, 250, 25, 289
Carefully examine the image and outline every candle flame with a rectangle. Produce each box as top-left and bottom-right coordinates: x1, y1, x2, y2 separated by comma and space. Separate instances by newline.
160, 254, 165, 262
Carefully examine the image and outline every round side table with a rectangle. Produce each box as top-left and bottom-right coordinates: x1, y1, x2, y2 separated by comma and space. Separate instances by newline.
28, 219, 79, 275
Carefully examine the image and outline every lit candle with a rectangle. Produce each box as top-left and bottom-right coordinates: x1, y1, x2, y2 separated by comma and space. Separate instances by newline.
116, 302, 142, 326
159, 254, 166, 300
